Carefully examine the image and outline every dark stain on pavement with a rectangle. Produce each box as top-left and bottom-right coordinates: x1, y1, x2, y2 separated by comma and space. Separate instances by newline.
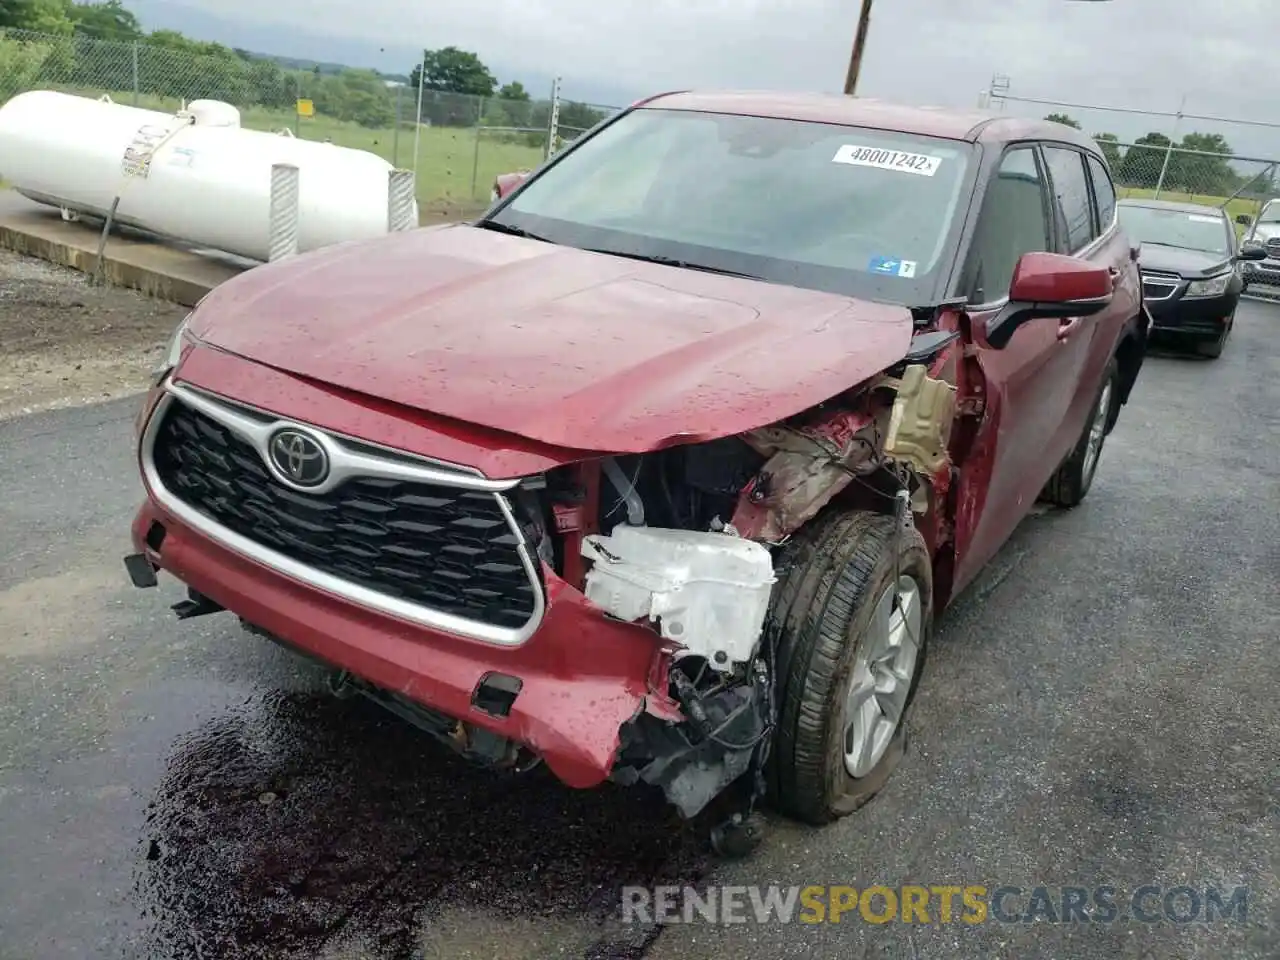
133, 688, 710, 959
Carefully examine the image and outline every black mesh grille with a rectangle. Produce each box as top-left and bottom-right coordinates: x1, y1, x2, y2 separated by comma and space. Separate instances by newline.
151, 399, 538, 629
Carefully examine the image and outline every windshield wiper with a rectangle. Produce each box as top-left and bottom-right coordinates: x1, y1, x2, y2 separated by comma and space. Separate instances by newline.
473, 219, 552, 242
582, 248, 764, 280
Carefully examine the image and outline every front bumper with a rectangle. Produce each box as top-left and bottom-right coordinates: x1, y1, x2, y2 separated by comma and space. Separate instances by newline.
1240, 258, 1280, 288
1144, 285, 1238, 337
131, 499, 671, 788
127, 375, 678, 791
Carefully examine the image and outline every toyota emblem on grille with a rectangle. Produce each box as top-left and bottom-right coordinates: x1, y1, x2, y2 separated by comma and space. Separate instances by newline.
268, 428, 329, 487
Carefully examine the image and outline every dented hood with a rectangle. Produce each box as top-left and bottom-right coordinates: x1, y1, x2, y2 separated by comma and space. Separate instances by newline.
188, 224, 914, 453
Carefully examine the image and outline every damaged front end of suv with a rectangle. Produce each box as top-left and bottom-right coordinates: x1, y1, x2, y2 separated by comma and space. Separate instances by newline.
484, 349, 958, 828
128, 317, 960, 850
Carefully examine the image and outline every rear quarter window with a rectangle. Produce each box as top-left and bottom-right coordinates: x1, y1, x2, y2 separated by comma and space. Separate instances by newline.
1086, 154, 1117, 233
1044, 147, 1097, 253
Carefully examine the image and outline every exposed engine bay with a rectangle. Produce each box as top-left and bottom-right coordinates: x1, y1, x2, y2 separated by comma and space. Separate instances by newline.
502, 362, 959, 823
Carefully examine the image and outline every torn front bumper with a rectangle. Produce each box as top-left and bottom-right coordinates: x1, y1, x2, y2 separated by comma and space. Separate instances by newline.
129, 498, 673, 790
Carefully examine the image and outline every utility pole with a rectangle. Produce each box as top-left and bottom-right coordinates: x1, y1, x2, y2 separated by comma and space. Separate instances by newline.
843, 0, 875, 96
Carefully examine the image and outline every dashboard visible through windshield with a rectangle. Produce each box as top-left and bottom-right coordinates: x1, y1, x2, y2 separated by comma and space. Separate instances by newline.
483, 107, 975, 303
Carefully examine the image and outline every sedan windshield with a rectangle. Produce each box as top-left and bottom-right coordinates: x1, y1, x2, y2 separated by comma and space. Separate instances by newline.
1117, 204, 1230, 255
1258, 201, 1280, 225
483, 107, 975, 303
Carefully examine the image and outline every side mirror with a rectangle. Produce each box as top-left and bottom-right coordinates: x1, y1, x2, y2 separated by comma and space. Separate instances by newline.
1237, 242, 1268, 262
1236, 214, 1253, 226
493, 170, 532, 201
985, 252, 1113, 350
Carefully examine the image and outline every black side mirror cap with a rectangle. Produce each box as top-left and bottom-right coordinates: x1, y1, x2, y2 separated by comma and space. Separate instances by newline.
985, 296, 1111, 350
1237, 243, 1269, 262
1236, 214, 1253, 226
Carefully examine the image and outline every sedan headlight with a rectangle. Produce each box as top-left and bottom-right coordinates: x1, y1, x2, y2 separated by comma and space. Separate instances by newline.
1184, 272, 1232, 299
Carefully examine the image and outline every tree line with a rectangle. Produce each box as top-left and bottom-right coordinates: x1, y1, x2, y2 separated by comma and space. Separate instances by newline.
1045, 113, 1273, 198
0, 0, 610, 136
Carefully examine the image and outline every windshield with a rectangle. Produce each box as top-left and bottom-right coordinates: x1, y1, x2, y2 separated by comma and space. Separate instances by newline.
1257, 201, 1280, 225
484, 107, 975, 303
1118, 204, 1230, 255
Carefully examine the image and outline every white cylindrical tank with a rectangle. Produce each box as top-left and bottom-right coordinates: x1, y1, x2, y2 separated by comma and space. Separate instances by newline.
0, 90, 417, 262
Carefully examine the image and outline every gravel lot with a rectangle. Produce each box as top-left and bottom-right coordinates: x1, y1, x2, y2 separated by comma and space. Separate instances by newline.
0, 250, 186, 420
0, 253, 1276, 960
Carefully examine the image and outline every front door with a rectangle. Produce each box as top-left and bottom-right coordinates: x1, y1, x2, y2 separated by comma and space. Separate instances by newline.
951, 143, 1099, 596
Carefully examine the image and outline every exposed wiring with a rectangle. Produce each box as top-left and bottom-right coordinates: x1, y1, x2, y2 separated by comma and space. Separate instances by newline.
602, 456, 645, 524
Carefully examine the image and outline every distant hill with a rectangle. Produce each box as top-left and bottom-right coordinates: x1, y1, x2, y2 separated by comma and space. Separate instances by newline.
125, 0, 638, 107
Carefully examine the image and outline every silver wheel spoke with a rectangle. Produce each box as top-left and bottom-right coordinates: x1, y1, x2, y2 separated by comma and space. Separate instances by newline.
876, 684, 904, 725
847, 697, 885, 777
844, 670, 876, 718
864, 588, 895, 665
843, 574, 924, 779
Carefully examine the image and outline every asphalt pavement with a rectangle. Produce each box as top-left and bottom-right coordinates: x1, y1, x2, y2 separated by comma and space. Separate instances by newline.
1, 301, 1277, 960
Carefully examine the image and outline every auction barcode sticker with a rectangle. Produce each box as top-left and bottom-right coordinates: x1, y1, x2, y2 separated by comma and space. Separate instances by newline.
832, 145, 943, 176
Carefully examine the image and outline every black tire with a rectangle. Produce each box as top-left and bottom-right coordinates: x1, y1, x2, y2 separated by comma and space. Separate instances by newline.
1041, 357, 1119, 508
1198, 327, 1228, 359
767, 509, 932, 826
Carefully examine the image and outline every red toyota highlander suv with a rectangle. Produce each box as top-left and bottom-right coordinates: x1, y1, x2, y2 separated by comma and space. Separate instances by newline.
125, 91, 1150, 851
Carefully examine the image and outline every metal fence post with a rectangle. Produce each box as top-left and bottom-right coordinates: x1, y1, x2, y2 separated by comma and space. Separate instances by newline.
268, 163, 301, 261
387, 169, 417, 232
546, 77, 562, 161
392, 85, 401, 168
470, 96, 485, 199
1153, 142, 1175, 199
131, 41, 140, 106
411, 51, 427, 189
1153, 94, 1186, 200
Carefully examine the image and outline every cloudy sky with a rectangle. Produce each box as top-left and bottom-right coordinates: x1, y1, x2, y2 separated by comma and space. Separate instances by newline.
142, 0, 1280, 158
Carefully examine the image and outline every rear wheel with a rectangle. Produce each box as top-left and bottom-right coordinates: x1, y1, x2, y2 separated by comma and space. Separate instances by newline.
768, 510, 932, 825
1041, 357, 1118, 508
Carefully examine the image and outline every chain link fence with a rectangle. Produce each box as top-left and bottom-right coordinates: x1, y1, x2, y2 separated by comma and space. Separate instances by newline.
1104, 139, 1279, 228
0, 27, 623, 220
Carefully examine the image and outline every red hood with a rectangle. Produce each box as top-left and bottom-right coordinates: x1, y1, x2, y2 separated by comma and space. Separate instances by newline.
188, 224, 913, 453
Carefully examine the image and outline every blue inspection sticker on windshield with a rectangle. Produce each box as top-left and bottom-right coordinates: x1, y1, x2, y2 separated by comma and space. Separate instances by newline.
868, 256, 918, 278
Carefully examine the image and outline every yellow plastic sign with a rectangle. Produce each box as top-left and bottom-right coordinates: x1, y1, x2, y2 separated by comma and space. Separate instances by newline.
296, 99, 314, 117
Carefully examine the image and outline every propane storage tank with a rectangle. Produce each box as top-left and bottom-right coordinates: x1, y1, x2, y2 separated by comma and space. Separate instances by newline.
0, 90, 417, 261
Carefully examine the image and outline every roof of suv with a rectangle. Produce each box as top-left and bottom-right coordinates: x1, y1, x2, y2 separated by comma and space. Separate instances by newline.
641, 90, 1103, 152
1117, 197, 1227, 217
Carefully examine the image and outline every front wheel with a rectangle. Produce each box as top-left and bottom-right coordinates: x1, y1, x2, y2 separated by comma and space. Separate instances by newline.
1197, 325, 1229, 359
1041, 357, 1119, 508
767, 510, 932, 825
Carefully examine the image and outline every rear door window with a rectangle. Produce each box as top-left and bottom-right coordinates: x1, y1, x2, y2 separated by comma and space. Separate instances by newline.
1044, 147, 1097, 253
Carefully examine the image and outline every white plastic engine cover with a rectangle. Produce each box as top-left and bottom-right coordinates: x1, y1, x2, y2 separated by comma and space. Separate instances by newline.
581, 526, 776, 672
